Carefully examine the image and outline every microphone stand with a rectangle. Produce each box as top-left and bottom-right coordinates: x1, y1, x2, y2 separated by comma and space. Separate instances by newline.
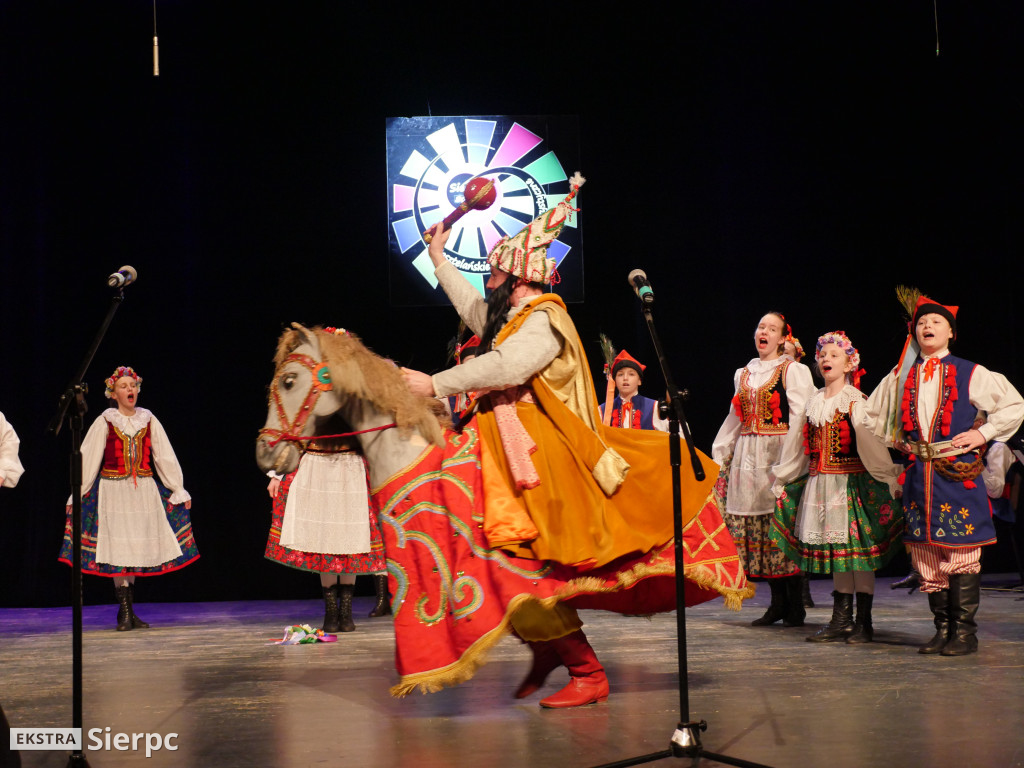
592, 295, 773, 768
47, 284, 129, 768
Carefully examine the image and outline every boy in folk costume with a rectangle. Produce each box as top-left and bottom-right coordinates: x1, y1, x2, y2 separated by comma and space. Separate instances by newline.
865, 292, 1024, 655
600, 350, 668, 431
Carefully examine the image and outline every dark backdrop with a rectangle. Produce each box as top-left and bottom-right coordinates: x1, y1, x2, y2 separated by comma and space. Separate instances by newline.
1, 2, 1020, 607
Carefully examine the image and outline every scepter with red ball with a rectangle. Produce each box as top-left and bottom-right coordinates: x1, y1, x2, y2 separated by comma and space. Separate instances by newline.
422, 176, 498, 243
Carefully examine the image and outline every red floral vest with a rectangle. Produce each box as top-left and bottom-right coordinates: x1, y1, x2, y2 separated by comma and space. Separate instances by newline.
100, 421, 153, 479
734, 361, 792, 437
804, 403, 866, 476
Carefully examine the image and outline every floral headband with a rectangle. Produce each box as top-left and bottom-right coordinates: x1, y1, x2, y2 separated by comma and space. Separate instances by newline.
104, 366, 142, 399
784, 333, 805, 362
816, 331, 865, 388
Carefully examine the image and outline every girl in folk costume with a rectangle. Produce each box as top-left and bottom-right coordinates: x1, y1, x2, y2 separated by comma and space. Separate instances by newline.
264, 327, 388, 633
864, 292, 1024, 656
600, 350, 668, 431
771, 332, 904, 643
59, 366, 198, 630
783, 333, 805, 364
712, 312, 815, 626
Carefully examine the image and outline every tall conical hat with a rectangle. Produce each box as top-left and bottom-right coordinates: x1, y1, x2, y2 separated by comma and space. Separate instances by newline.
486, 173, 585, 285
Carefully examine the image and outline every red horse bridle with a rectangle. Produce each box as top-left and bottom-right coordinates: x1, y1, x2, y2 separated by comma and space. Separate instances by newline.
259, 352, 396, 448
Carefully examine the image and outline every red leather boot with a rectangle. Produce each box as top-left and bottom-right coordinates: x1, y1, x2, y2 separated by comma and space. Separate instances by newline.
515, 640, 563, 699
538, 630, 609, 708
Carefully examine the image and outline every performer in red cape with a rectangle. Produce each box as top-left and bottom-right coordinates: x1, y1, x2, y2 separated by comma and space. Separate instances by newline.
403, 174, 751, 707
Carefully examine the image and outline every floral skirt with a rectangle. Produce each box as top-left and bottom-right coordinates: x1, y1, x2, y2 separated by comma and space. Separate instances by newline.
724, 512, 799, 578
770, 473, 904, 573
58, 478, 199, 577
716, 457, 798, 578
265, 469, 384, 574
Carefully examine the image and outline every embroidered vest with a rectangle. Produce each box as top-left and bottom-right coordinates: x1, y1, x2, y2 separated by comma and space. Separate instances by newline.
805, 403, 866, 476
900, 354, 996, 547
100, 421, 153, 479
607, 395, 657, 430
736, 361, 791, 437
901, 354, 978, 442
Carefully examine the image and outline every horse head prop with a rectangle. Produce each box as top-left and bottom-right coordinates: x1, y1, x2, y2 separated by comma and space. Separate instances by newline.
256, 323, 445, 486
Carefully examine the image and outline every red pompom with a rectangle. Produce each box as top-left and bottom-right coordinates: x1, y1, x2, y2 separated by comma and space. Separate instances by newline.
898, 472, 906, 485
731, 394, 742, 418
963, 480, 977, 490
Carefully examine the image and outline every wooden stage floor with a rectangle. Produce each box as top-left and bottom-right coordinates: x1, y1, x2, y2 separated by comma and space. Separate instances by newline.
2, 576, 1023, 768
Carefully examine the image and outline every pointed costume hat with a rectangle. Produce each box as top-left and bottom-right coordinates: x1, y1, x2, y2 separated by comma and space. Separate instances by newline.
486, 173, 585, 285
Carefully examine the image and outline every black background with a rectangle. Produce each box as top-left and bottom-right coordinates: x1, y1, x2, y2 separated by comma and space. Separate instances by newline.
1, 2, 1020, 606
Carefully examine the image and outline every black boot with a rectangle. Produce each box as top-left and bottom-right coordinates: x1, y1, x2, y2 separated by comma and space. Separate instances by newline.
368, 574, 392, 618
783, 575, 806, 627
322, 584, 341, 633
918, 589, 950, 654
115, 585, 133, 631
891, 570, 921, 593
337, 584, 356, 632
941, 573, 980, 656
846, 593, 873, 644
806, 591, 854, 642
751, 579, 787, 626
801, 573, 815, 608
127, 583, 150, 629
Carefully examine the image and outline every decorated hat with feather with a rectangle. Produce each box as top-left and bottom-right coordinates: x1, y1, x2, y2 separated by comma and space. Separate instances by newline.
486, 173, 585, 285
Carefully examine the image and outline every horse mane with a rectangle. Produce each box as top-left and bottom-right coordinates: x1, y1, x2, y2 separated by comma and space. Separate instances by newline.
275, 325, 446, 447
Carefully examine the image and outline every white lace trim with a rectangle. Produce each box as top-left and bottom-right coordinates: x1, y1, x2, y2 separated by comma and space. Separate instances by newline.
805, 386, 864, 427
744, 357, 787, 375
103, 407, 153, 436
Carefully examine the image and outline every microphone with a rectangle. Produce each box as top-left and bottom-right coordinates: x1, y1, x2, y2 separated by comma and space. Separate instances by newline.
628, 269, 654, 305
107, 265, 138, 288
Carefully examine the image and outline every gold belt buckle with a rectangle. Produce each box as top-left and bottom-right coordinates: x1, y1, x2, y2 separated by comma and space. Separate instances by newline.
912, 440, 937, 461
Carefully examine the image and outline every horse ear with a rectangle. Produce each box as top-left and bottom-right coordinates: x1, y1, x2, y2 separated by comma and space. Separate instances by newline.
290, 322, 317, 348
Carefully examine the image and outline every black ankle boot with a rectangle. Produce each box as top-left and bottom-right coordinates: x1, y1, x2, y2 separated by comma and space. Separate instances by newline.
751, 579, 787, 626
338, 584, 356, 632
322, 584, 341, 633
807, 591, 854, 642
127, 583, 150, 629
942, 573, 980, 656
919, 589, 950, 654
846, 593, 873, 644
368, 573, 392, 618
801, 573, 815, 608
115, 585, 133, 631
891, 570, 921, 593
783, 575, 806, 627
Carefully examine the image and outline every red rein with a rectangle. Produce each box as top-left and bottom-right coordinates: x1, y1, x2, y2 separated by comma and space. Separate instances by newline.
260, 352, 397, 448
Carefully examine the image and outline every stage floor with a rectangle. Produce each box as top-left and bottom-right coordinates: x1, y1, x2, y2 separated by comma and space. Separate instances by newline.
2, 576, 1023, 768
